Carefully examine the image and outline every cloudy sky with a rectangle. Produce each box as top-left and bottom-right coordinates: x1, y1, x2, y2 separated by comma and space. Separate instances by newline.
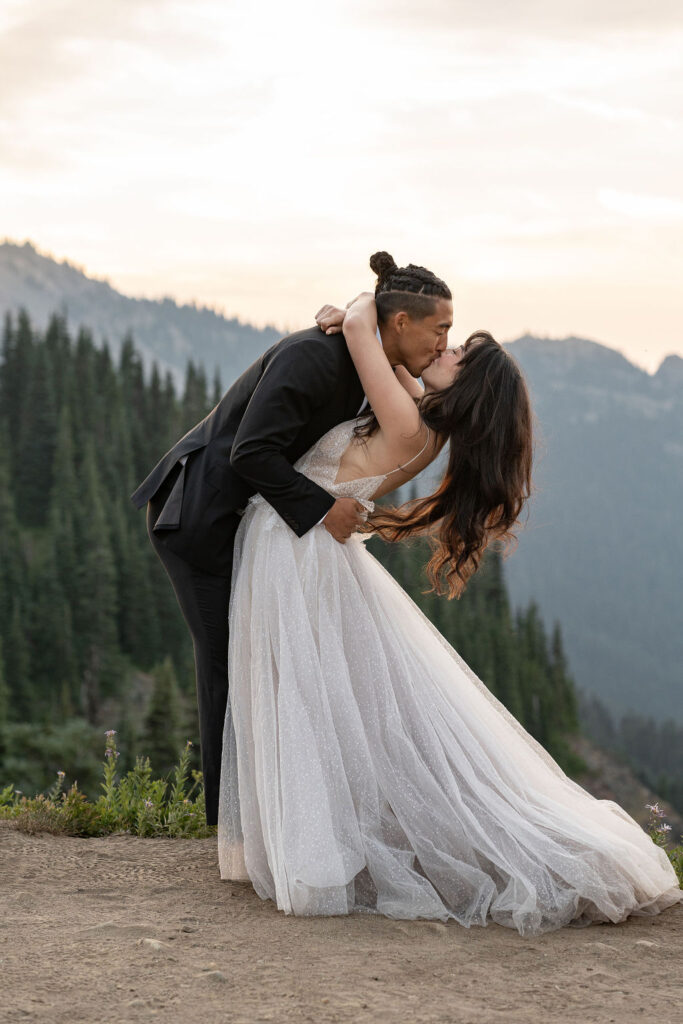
2, 0, 682, 371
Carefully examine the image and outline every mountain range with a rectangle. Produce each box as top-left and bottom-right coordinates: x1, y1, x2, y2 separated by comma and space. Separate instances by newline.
2, 238, 681, 726
0, 240, 279, 387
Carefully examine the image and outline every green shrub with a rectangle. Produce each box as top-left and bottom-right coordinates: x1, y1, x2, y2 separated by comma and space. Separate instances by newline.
0, 728, 214, 838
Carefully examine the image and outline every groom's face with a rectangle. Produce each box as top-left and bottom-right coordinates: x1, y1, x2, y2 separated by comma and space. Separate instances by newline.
396, 298, 453, 376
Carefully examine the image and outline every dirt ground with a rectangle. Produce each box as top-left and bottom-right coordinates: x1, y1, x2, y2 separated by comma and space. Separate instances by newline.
1, 820, 681, 1024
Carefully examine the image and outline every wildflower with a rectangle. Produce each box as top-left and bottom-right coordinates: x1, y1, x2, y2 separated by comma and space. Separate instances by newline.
57, 770, 65, 778
144, 799, 154, 809
657, 824, 672, 833
104, 729, 117, 738
105, 748, 114, 758
186, 740, 193, 747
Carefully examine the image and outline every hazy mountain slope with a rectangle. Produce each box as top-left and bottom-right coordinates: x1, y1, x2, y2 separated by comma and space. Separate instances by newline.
0, 239, 279, 385
501, 335, 683, 724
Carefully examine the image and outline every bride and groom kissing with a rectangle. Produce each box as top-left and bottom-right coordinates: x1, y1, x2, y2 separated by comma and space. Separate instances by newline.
131, 251, 682, 935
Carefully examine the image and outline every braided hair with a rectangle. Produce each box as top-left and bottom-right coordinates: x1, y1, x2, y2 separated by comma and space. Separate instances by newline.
370, 251, 451, 324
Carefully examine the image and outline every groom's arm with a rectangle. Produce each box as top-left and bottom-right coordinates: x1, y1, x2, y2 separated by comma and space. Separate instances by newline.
229, 336, 342, 537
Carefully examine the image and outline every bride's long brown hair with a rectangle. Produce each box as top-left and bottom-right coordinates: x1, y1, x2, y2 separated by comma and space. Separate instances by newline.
359, 330, 535, 598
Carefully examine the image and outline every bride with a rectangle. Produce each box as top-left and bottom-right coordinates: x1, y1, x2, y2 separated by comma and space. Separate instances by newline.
217, 259, 682, 935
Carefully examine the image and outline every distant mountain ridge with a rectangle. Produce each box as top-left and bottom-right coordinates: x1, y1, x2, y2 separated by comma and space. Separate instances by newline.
500, 333, 682, 727
1, 237, 681, 727
0, 239, 280, 387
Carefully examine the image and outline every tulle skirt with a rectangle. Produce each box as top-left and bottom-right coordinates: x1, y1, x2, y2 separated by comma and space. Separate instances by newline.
217, 501, 682, 935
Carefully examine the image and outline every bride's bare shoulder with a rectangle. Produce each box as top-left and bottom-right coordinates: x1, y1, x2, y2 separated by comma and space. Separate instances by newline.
362, 416, 441, 481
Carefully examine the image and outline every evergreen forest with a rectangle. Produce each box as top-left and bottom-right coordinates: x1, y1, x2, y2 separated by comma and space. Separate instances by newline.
1, 308, 681, 815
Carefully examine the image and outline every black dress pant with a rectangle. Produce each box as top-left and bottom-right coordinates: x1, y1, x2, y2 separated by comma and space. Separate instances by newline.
146, 477, 234, 828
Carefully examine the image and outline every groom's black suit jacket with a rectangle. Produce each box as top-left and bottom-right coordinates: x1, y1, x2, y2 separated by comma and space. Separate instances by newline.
130, 326, 366, 576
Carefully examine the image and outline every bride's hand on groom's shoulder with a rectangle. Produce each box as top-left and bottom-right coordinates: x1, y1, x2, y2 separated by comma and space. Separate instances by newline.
315, 293, 375, 335
315, 303, 346, 335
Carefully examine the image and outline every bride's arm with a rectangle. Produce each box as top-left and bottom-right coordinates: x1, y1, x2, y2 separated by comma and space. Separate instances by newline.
315, 300, 425, 403
393, 364, 424, 400
341, 294, 424, 439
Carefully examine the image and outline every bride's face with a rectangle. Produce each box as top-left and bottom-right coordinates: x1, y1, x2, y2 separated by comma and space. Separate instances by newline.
421, 343, 468, 392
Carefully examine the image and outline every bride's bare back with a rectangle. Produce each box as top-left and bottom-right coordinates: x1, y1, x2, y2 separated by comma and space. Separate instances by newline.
334, 418, 440, 501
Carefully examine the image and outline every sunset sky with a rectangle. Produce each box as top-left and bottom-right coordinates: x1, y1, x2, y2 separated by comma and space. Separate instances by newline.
2, 0, 682, 372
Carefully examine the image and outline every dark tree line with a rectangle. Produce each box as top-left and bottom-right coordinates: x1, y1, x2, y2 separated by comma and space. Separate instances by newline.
0, 310, 202, 794
1, 307, 678, 811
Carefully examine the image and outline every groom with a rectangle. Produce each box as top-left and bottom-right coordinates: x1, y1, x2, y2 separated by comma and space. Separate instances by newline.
130, 256, 452, 826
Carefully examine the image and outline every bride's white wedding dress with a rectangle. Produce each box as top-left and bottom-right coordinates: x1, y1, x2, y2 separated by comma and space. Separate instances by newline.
217, 418, 682, 935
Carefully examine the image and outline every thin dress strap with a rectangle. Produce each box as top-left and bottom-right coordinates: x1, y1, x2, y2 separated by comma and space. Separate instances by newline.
384, 424, 432, 479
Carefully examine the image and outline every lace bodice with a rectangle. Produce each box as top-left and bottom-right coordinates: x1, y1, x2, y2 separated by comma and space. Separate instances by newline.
245, 418, 429, 517
293, 419, 386, 513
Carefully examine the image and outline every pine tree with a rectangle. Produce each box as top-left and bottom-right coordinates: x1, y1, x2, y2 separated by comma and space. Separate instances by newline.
212, 365, 223, 407
0, 312, 14, 417
145, 362, 170, 467
2, 309, 34, 466
516, 602, 551, 744
15, 341, 58, 526
44, 312, 72, 407
141, 656, 184, 777
5, 599, 32, 721
73, 439, 120, 721
182, 360, 209, 429
110, 500, 161, 667
98, 345, 136, 502
70, 327, 99, 458
0, 636, 9, 730
27, 536, 78, 718
49, 405, 79, 610
550, 621, 579, 735
163, 370, 180, 445
119, 332, 148, 480
0, 420, 26, 629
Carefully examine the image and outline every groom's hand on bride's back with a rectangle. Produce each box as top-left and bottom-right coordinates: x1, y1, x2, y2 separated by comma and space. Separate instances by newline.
323, 498, 367, 543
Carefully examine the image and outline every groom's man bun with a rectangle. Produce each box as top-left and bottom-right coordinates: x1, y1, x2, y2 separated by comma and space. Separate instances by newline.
369, 251, 398, 286
369, 250, 451, 323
